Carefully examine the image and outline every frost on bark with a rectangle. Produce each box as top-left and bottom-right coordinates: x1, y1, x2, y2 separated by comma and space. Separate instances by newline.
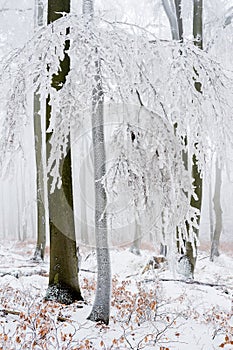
32, 0, 46, 262
174, 0, 183, 41
185, 0, 203, 276
162, 0, 180, 40
83, 0, 111, 325
130, 220, 141, 256
87, 57, 111, 325
209, 170, 214, 243
45, 0, 83, 304
210, 163, 222, 261
82, 0, 93, 16
193, 0, 203, 50
162, 0, 183, 258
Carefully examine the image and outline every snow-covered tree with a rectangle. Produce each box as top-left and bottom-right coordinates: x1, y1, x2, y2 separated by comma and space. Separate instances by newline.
162, 0, 180, 40
44, 0, 83, 304
0, 1, 233, 302
82, 0, 111, 325
32, 0, 46, 262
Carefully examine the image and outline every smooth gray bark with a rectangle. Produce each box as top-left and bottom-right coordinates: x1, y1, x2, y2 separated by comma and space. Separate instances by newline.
80, 164, 89, 245
83, 0, 111, 325
32, 0, 46, 261
87, 72, 111, 323
209, 173, 214, 241
224, 6, 233, 27
193, 0, 203, 50
130, 220, 141, 256
174, 0, 183, 41
82, 0, 93, 15
162, 0, 180, 40
210, 163, 222, 261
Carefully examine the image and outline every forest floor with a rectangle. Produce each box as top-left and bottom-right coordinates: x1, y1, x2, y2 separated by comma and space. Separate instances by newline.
0, 240, 232, 350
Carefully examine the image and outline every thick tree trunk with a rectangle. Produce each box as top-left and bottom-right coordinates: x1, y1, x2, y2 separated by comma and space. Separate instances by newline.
83, 0, 111, 325
210, 163, 222, 261
45, 0, 82, 304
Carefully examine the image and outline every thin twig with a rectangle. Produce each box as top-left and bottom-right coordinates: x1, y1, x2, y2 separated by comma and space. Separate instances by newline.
80, 268, 96, 274
160, 278, 231, 290
0, 308, 21, 316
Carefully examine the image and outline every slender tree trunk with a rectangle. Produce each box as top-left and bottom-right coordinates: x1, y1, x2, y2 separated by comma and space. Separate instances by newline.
185, 0, 203, 276
163, 1, 203, 276
80, 155, 89, 245
87, 69, 111, 323
130, 219, 141, 256
83, 0, 111, 325
193, 0, 203, 50
162, 0, 180, 40
33, 89, 46, 260
32, 0, 46, 261
210, 162, 222, 261
174, 0, 183, 41
209, 170, 214, 242
162, 1, 183, 257
45, 0, 82, 304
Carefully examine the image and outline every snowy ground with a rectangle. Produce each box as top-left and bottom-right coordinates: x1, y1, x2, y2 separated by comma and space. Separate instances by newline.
0, 240, 232, 349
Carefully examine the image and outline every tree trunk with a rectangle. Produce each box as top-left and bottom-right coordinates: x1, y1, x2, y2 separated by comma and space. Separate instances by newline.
87, 57, 111, 325
209, 170, 214, 243
162, 1, 183, 257
80, 149, 90, 246
130, 219, 141, 256
162, 0, 180, 40
185, 0, 203, 276
83, 0, 111, 325
45, 0, 83, 304
193, 0, 203, 50
210, 162, 222, 261
174, 0, 183, 41
32, 0, 46, 261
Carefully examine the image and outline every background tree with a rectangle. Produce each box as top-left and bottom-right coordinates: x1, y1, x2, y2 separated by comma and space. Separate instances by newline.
210, 161, 222, 261
0, 0, 233, 302
185, 0, 203, 275
174, 0, 183, 41
32, 0, 46, 262
162, 0, 180, 40
161, 0, 183, 258
163, 0, 203, 276
45, 0, 83, 304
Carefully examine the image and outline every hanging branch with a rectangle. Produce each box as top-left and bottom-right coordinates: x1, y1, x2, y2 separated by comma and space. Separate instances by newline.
0, 15, 233, 262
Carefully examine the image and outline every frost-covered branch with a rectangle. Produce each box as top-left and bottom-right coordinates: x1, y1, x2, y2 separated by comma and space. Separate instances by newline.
0, 14, 233, 255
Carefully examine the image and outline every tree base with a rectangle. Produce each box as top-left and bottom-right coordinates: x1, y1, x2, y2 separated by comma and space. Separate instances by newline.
45, 283, 83, 305
177, 255, 194, 279
129, 246, 141, 256
31, 247, 45, 262
210, 241, 220, 262
87, 307, 109, 325
210, 249, 220, 262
